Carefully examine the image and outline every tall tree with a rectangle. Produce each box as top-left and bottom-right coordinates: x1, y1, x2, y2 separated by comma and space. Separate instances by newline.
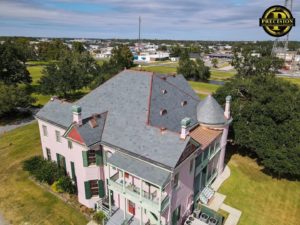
177, 51, 210, 81
72, 42, 86, 54
232, 47, 284, 78
0, 82, 35, 116
39, 52, 100, 98
110, 45, 134, 69
0, 41, 32, 84
211, 58, 218, 68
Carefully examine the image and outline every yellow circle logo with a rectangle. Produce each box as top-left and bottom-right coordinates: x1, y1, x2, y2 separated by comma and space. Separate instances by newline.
259, 5, 295, 37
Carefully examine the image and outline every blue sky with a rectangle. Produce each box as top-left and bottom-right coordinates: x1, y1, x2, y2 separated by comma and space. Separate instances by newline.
0, 0, 299, 40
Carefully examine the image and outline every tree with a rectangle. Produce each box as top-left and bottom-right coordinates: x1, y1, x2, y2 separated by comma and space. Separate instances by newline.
37, 40, 69, 61
211, 58, 218, 68
177, 51, 210, 81
0, 41, 32, 84
110, 45, 134, 70
39, 52, 100, 98
232, 47, 284, 78
72, 42, 86, 54
214, 76, 300, 178
0, 82, 35, 117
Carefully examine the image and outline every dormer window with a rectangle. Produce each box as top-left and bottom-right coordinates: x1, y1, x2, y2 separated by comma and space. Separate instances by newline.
181, 101, 187, 107
160, 109, 167, 116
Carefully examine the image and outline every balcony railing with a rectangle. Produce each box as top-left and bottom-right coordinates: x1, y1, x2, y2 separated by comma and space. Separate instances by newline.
108, 177, 170, 213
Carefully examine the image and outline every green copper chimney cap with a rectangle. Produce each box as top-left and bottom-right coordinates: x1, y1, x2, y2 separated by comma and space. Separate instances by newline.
72, 105, 82, 113
181, 117, 191, 127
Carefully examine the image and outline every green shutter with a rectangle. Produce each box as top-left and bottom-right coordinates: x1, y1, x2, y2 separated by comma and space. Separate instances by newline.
62, 156, 66, 172
98, 180, 105, 198
84, 181, 92, 199
56, 153, 60, 166
82, 151, 88, 167
95, 150, 103, 166
172, 209, 177, 225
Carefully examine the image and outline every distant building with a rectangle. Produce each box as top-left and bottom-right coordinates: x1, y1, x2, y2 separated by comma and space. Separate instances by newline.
36, 70, 232, 225
134, 52, 170, 62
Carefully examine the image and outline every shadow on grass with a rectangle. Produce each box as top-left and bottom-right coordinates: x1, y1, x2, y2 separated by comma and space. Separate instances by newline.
225, 141, 300, 181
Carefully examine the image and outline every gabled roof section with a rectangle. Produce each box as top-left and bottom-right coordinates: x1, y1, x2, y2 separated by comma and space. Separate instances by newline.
196, 95, 226, 125
148, 74, 200, 132
66, 125, 85, 145
65, 112, 107, 147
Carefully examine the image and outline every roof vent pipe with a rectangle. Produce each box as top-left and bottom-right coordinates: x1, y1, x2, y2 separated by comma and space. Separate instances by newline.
224, 96, 232, 119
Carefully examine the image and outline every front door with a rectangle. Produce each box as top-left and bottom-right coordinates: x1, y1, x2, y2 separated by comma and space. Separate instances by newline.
128, 200, 135, 215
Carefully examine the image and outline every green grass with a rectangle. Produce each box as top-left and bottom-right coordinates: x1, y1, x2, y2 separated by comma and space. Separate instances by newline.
219, 153, 300, 225
27, 65, 44, 85
210, 69, 236, 81
0, 123, 88, 225
281, 77, 300, 86
188, 81, 220, 94
139, 66, 177, 74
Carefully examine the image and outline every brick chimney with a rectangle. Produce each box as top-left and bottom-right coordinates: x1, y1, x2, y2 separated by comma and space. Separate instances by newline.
72, 105, 82, 126
224, 96, 232, 119
180, 117, 191, 139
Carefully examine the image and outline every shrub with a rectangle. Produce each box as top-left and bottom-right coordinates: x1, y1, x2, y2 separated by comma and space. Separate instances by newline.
93, 211, 106, 225
23, 156, 44, 173
56, 176, 76, 194
23, 156, 65, 185
51, 181, 63, 193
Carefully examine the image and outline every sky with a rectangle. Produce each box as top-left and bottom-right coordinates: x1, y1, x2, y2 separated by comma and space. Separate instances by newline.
0, 0, 299, 41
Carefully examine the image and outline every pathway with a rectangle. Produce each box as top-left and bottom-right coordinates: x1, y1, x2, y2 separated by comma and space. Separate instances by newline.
206, 166, 242, 225
0, 108, 39, 134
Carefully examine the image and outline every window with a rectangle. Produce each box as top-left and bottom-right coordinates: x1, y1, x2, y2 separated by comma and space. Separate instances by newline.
125, 172, 129, 178
173, 173, 179, 189
55, 130, 61, 142
42, 125, 48, 136
68, 140, 73, 149
189, 159, 194, 173
88, 150, 96, 165
46, 148, 51, 160
90, 180, 99, 196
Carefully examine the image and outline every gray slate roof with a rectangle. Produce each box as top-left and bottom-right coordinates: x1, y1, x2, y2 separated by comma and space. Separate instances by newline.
196, 95, 226, 125
149, 74, 199, 132
37, 70, 197, 169
107, 152, 171, 187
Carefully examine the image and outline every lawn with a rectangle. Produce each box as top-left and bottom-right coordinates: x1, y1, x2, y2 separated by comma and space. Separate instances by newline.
0, 123, 88, 225
138, 65, 177, 74
27, 65, 44, 85
219, 151, 300, 225
281, 77, 300, 86
210, 69, 236, 81
188, 81, 220, 94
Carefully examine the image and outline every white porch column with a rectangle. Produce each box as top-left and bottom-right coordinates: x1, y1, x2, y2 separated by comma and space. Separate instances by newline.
124, 198, 127, 219
108, 189, 112, 216
122, 170, 125, 192
140, 180, 143, 199
140, 206, 143, 225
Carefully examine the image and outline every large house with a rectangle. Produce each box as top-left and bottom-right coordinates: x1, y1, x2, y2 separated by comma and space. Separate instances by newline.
36, 70, 232, 225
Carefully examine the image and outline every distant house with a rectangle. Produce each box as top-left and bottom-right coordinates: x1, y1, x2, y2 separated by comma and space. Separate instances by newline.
189, 53, 202, 61
36, 70, 232, 225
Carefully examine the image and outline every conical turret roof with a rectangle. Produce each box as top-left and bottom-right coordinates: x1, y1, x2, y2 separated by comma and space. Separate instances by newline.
197, 95, 226, 125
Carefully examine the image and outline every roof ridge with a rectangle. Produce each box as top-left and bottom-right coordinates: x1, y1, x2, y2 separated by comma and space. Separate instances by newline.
146, 72, 154, 125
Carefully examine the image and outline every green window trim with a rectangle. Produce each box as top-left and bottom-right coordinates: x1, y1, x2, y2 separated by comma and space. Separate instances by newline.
84, 181, 92, 199
98, 180, 105, 198
82, 151, 88, 167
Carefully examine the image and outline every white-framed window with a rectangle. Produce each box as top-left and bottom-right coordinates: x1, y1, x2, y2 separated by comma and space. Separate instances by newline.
55, 130, 61, 142
42, 125, 48, 136
68, 140, 73, 149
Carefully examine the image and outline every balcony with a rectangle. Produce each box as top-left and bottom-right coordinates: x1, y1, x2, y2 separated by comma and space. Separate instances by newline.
108, 172, 170, 213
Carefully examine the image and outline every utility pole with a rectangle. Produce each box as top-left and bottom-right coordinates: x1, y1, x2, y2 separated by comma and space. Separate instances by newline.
138, 16, 141, 52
